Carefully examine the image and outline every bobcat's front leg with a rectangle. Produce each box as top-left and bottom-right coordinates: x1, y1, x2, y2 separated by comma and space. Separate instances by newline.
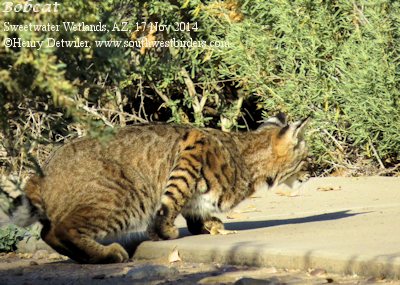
149, 130, 206, 240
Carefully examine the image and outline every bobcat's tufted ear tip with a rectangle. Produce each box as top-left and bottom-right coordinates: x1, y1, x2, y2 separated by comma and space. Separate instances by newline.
276, 112, 287, 126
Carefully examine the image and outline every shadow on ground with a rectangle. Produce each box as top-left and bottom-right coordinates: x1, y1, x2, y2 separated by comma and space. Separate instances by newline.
224, 210, 366, 231
179, 210, 366, 236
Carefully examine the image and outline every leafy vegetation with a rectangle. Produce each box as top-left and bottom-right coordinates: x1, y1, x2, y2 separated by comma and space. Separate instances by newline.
0, 224, 25, 252
1, 0, 399, 191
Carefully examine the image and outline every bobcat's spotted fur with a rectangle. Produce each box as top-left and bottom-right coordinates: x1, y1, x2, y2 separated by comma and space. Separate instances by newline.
13, 113, 309, 263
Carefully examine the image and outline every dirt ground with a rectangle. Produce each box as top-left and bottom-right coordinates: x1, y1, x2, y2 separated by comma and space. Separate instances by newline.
0, 252, 399, 285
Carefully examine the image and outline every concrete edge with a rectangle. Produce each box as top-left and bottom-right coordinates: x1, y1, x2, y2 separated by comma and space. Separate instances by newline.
15, 235, 400, 280
133, 241, 400, 280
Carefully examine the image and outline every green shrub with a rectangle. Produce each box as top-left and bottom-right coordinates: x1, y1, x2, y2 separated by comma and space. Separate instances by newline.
0, 0, 399, 179
0, 224, 25, 252
232, 0, 400, 173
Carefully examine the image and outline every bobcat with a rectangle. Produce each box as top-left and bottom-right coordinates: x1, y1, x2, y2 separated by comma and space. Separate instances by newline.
12, 113, 309, 263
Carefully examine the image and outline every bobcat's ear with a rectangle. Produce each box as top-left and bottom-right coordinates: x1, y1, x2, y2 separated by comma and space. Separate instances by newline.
275, 116, 310, 155
258, 112, 287, 129
291, 116, 311, 140
278, 116, 310, 140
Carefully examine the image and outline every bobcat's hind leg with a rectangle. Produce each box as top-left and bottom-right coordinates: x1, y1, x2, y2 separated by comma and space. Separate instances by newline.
150, 130, 206, 240
183, 214, 224, 235
41, 219, 129, 264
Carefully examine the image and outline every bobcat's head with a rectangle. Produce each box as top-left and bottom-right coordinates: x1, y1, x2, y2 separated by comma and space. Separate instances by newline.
248, 113, 310, 190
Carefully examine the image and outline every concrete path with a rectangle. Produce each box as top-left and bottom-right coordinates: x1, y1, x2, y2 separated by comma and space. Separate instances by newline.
134, 177, 400, 279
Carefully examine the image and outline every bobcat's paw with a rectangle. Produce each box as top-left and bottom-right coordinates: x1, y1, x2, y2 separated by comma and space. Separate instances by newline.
158, 224, 179, 240
100, 243, 129, 263
148, 219, 179, 240
203, 217, 225, 235
149, 223, 179, 240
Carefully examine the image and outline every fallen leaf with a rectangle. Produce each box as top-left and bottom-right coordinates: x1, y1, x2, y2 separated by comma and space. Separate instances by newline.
226, 212, 247, 220
48, 253, 63, 260
212, 229, 238, 236
32, 250, 49, 260
249, 195, 262, 199
317, 186, 342, 192
168, 247, 181, 263
276, 190, 300, 197
256, 267, 278, 274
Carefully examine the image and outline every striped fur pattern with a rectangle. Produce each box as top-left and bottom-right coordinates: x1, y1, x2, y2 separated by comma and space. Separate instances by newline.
12, 114, 309, 263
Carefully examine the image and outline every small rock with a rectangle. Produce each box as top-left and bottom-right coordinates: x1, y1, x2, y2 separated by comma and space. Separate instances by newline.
199, 268, 280, 284
234, 278, 280, 285
33, 250, 49, 260
221, 266, 241, 273
92, 274, 106, 279
17, 236, 54, 254
29, 261, 39, 266
126, 265, 179, 280
308, 268, 327, 276
199, 276, 234, 284
365, 277, 385, 283
13, 268, 24, 276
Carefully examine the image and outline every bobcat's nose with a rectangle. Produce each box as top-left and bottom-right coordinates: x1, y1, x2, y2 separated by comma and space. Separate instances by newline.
266, 176, 275, 187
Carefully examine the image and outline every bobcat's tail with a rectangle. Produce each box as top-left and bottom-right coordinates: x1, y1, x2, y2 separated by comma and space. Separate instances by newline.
11, 175, 45, 227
